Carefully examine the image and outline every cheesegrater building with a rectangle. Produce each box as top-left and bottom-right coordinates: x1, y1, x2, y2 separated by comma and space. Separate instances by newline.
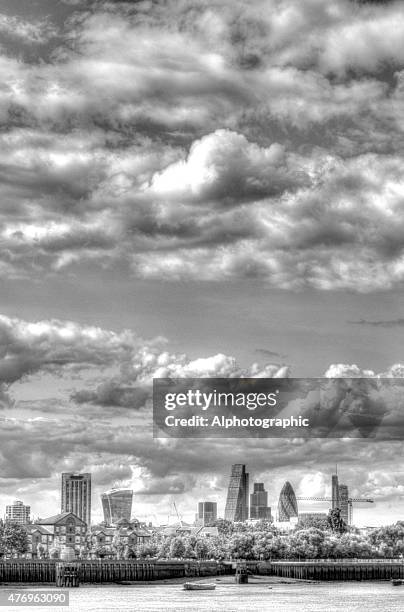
224, 464, 249, 522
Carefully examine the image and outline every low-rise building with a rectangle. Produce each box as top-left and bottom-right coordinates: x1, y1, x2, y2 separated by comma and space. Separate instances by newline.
26, 512, 87, 557
90, 518, 152, 555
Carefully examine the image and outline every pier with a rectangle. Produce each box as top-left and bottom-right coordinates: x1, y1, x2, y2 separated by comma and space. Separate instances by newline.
0, 560, 222, 584
259, 559, 404, 581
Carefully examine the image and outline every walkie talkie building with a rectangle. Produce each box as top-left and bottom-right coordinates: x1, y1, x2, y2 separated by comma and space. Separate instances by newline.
101, 489, 133, 526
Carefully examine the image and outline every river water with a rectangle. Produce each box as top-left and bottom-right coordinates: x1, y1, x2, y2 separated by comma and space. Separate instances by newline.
1, 582, 403, 612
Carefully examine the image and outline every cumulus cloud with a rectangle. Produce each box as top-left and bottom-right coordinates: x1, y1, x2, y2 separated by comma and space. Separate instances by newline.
0, 311, 403, 521
0, 1, 403, 290
0, 314, 136, 385
147, 129, 304, 204
0, 15, 57, 45
324, 363, 404, 378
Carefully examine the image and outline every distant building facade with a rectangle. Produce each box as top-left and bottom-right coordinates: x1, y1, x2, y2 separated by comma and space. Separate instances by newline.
101, 489, 133, 526
5, 500, 30, 524
91, 518, 151, 554
249, 483, 271, 520
299, 512, 328, 520
331, 474, 339, 510
338, 484, 349, 524
27, 512, 87, 557
278, 481, 298, 521
224, 464, 249, 522
196, 501, 217, 526
61, 473, 91, 527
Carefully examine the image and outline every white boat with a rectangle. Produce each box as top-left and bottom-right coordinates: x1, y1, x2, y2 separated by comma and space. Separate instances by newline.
183, 582, 216, 591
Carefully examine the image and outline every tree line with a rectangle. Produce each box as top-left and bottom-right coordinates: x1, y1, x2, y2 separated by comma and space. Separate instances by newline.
1, 518, 404, 560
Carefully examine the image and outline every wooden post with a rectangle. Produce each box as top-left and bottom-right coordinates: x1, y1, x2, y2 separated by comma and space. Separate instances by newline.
55, 562, 81, 587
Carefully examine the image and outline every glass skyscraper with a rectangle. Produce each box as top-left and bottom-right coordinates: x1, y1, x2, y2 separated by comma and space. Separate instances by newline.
332, 474, 339, 509
278, 481, 298, 521
224, 464, 249, 522
338, 484, 349, 524
101, 489, 133, 525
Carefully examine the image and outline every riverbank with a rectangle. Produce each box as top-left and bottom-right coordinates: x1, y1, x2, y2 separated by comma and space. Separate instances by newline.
2, 579, 403, 612
0, 575, 328, 588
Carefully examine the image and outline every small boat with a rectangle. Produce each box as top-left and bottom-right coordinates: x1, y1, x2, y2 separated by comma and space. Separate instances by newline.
183, 582, 216, 591
391, 579, 404, 586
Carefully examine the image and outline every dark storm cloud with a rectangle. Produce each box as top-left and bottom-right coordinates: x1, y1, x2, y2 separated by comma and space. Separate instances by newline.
255, 348, 287, 359
72, 381, 150, 409
0, 1, 404, 290
350, 318, 404, 328
0, 314, 136, 385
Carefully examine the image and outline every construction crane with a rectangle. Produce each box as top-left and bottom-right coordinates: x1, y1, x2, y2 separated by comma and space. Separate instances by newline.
296, 497, 374, 525
167, 500, 183, 528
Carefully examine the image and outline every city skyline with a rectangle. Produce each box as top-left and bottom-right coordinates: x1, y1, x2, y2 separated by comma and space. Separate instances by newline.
0, 0, 403, 536
0, 464, 395, 528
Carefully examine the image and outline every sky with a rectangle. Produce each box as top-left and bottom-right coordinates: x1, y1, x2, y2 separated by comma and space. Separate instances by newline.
0, 0, 404, 527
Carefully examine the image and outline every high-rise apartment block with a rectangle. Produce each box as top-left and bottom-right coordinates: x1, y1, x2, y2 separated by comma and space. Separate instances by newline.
61, 473, 91, 527
5, 500, 30, 524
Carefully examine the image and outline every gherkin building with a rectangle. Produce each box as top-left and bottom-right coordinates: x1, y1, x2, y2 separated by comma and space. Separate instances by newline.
278, 481, 298, 521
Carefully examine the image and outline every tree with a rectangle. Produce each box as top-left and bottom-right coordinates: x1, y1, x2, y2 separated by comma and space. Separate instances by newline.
0, 521, 29, 557
169, 537, 186, 559
227, 533, 255, 560
94, 545, 108, 558
112, 533, 125, 559
49, 547, 60, 559
213, 519, 234, 537
296, 516, 329, 532
327, 508, 347, 534
136, 541, 159, 559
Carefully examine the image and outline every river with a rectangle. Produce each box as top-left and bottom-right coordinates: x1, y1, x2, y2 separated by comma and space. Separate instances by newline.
1, 581, 403, 612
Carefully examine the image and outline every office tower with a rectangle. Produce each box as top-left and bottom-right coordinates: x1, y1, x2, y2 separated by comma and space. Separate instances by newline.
338, 484, 349, 524
224, 464, 249, 522
278, 481, 298, 521
101, 489, 133, 525
249, 483, 272, 520
61, 473, 91, 527
5, 500, 30, 524
331, 473, 339, 509
196, 501, 218, 526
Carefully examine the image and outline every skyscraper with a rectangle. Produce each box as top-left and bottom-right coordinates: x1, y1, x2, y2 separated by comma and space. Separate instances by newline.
338, 484, 349, 525
331, 473, 339, 509
5, 500, 30, 524
61, 473, 91, 527
196, 501, 217, 526
249, 483, 272, 520
101, 489, 133, 525
278, 481, 298, 521
224, 464, 249, 522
